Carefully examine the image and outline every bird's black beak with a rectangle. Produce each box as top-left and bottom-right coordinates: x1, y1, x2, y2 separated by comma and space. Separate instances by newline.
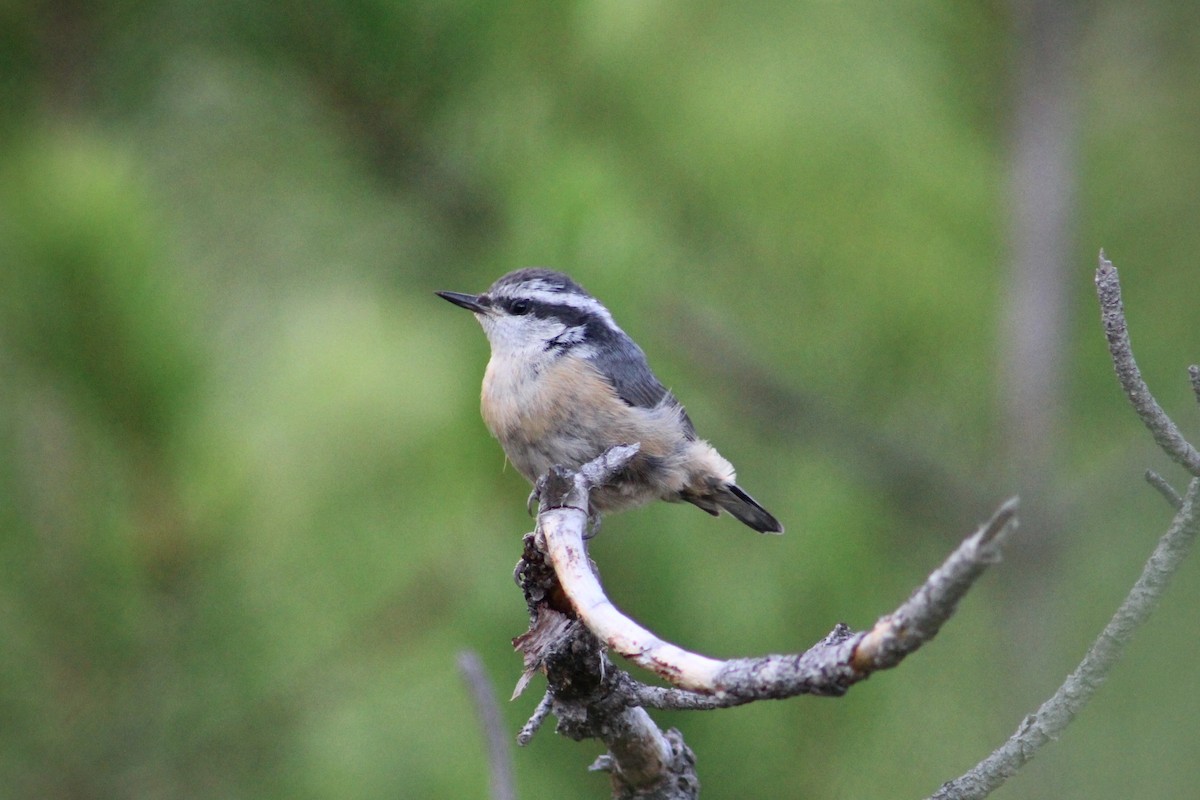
436, 290, 488, 314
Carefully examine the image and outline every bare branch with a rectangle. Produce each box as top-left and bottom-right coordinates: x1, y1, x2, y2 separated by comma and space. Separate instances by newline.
929, 478, 1200, 800
516, 691, 553, 747
1190, 364, 1200, 407
932, 255, 1200, 799
512, 447, 1016, 797
1095, 251, 1200, 475
578, 443, 642, 489
532, 448, 1018, 700
512, 620, 699, 799
1145, 469, 1184, 511
620, 678, 731, 712
852, 498, 1017, 673
510, 605, 680, 785
458, 650, 518, 800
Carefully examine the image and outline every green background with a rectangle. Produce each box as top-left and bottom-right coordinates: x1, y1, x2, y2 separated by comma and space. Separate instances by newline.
2, 2, 1199, 798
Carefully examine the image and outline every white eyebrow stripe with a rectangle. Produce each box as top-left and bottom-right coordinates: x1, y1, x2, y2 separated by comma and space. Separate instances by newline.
501, 287, 621, 333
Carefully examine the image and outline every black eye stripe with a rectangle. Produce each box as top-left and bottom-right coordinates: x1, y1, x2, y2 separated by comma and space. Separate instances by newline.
504, 298, 586, 326
504, 297, 616, 347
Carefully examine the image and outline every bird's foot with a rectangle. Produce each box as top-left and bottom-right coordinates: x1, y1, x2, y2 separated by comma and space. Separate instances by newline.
526, 476, 548, 517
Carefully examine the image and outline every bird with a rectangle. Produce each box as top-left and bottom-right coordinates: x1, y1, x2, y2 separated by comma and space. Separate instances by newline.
436, 268, 783, 534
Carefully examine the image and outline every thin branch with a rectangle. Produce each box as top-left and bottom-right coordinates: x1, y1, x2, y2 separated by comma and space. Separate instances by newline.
929, 478, 1200, 800
932, 253, 1200, 799
1095, 251, 1200, 476
516, 691, 553, 747
458, 650, 517, 800
619, 677, 730, 712
1145, 469, 1183, 511
852, 497, 1018, 673
1189, 364, 1200, 407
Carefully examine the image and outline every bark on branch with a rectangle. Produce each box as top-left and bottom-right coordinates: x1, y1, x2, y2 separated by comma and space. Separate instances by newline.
513, 447, 1018, 797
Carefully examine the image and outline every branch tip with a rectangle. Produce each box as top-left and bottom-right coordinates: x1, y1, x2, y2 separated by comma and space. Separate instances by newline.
517, 691, 554, 747
1095, 249, 1115, 283
977, 496, 1020, 548
1094, 252, 1200, 476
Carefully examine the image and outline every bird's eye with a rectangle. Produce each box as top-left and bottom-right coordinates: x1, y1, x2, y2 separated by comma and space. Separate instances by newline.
510, 299, 532, 315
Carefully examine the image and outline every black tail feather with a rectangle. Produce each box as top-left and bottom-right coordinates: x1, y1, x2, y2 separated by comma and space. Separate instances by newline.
683, 483, 783, 534
722, 484, 784, 534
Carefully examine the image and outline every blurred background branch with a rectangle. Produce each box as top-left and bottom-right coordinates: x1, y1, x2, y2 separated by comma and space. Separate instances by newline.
458, 651, 516, 800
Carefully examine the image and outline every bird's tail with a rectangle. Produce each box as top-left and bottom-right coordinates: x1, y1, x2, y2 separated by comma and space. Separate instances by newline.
685, 483, 784, 534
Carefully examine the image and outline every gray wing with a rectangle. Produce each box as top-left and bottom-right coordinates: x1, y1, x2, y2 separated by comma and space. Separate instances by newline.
591, 334, 698, 439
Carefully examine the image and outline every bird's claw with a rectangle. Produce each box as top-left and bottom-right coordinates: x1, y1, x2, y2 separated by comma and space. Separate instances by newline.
527, 476, 548, 517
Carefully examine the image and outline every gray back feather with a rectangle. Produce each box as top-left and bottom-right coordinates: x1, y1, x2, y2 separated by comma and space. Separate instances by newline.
591, 331, 697, 439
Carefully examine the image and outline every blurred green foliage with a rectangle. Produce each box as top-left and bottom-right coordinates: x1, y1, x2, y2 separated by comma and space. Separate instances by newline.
1, 2, 1199, 798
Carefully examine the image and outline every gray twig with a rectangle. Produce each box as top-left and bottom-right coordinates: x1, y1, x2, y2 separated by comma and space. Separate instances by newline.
1145, 469, 1184, 511
929, 479, 1200, 800
1095, 251, 1200, 475
516, 691, 553, 747
620, 678, 729, 711
931, 251, 1200, 799
851, 497, 1018, 673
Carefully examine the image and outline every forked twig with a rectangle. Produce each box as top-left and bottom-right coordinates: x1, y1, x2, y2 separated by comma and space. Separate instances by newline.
930, 251, 1200, 799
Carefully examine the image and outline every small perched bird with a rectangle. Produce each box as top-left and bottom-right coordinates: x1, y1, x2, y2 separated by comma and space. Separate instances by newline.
436, 268, 783, 534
